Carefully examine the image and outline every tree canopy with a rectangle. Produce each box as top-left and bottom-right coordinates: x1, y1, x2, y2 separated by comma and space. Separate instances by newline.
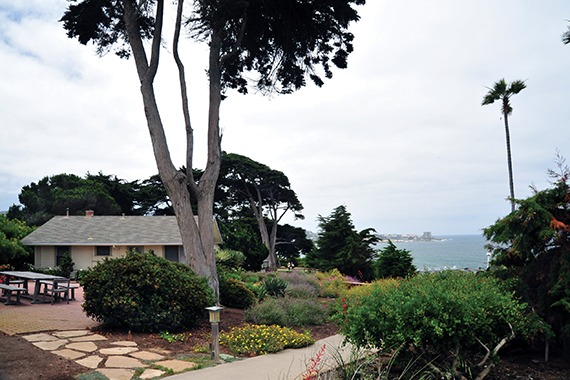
218, 152, 304, 269
60, 0, 364, 296
0, 215, 34, 267
373, 240, 416, 279
484, 161, 570, 356
307, 205, 379, 280
7, 172, 171, 226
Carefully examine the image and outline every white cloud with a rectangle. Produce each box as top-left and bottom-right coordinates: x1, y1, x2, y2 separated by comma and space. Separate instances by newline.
1, 0, 569, 236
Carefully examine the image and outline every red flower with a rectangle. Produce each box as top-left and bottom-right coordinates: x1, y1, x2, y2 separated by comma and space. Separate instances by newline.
343, 304, 347, 308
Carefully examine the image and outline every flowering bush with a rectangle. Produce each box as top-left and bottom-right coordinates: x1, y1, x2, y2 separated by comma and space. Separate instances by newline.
219, 324, 315, 355
316, 269, 350, 298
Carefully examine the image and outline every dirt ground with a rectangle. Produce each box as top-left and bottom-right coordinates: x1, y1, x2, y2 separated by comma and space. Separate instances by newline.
0, 307, 569, 380
0, 307, 337, 380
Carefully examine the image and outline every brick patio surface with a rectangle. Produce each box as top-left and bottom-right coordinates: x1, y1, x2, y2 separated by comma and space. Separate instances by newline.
0, 281, 100, 335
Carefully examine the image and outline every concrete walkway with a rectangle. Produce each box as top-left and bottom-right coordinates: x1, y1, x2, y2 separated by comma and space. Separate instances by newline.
167, 334, 353, 380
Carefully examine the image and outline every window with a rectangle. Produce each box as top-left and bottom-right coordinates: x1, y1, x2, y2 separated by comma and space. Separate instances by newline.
128, 246, 143, 254
165, 246, 179, 262
96, 246, 111, 256
56, 246, 70, 266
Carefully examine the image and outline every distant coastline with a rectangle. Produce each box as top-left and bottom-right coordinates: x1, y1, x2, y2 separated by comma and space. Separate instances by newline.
377, 232, 443, 242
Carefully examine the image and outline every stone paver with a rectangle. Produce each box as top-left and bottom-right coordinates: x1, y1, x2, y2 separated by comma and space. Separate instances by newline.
100, 346, 139, 355
76, 355, 104, 369
53, 348, 86, 360
70, 333, 108, 342
130, 350, 165, 361
66, 341, 99, 352
105, 355, 147, 368
156, 359, 197, 372
140, 368, 166, 379
32, 339, 68, 350
97, 368, 135, 380
22, 333, 60, 342
112, 341, 138, 347
53, 330, 91, 338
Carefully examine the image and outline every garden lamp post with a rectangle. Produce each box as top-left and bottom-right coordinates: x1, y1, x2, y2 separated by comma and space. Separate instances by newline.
205, 306, 224, 362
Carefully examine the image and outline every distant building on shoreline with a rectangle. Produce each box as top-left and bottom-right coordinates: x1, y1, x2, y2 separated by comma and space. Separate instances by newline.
377, 231, 442, 242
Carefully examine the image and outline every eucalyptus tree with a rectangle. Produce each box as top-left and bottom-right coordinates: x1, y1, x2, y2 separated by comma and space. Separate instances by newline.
482, 79, 526, 212
60, 0, 364, 296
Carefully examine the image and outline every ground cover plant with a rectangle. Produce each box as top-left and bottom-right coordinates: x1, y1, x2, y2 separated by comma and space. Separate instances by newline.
219, 324, 315, 355
81, 251, 214, 332
337, 271, 538, 380
316, 269, 351, 298
245, 296, 329, 326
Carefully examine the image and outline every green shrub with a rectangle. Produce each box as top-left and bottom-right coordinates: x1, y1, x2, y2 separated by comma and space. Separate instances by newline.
59, 252, 75, 278
219, 276, 256, 309
285, 282, 319, 298
316, 269, 349, 298
220, 324, 314, 355
216, 249, 246, 269
259, 276, 288, 298
246, 297, 328, 326
81, 251, 214, 332
243, 275, 260, 283
337, 271, 536, 380
278, 271, 320, 289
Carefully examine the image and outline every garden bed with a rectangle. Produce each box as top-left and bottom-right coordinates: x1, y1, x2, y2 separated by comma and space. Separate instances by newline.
0, 307, 339, 380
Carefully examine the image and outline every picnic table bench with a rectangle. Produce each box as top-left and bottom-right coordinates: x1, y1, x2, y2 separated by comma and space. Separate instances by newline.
39, 280, 79, 301
0, 284, 25, 305
0, 271, 70, 304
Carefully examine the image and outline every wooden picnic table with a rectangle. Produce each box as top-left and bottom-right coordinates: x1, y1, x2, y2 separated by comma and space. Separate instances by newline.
0, 271, 68, 304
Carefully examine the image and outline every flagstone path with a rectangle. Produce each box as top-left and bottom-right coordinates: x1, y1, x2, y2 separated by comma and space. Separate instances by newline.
22, 330, 198, 380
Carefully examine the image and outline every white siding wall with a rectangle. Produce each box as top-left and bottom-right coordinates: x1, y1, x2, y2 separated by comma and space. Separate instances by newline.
34, 244, 184, 271
73, 246, 93, 270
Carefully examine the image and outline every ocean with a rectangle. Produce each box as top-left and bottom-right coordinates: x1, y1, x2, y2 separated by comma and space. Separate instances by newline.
376, 234, 490, 272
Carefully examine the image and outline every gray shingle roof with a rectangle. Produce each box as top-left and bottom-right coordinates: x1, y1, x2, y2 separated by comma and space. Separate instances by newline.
21, 215, 208, 246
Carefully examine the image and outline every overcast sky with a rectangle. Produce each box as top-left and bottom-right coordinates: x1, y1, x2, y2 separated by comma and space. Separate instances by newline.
1, 1, 569, 236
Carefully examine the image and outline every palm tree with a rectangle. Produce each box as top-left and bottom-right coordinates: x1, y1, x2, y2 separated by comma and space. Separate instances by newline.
562, 22, 570, 45
482, 78, 526, 213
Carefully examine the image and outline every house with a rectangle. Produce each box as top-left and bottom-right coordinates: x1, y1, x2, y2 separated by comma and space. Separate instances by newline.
21, 211, 223, 271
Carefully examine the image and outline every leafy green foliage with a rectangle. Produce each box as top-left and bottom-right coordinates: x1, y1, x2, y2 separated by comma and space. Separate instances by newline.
373, 240, 416, 279
307, 205, 379, 281
219, 276, 256, 309
276, 271, 320, 298
81, 251, 214, 332
219, 218, 268, 271
58, 251, 75, 278
484, 172, 570, 353
7, 172, 173, 226
259, 276, 289, 298
0, 215, 34, 267
245, 297, 329, 327
275, 224, 315, 265
216, 249, 246, 270
316, 269, 351, 298
337, 272, 534, 379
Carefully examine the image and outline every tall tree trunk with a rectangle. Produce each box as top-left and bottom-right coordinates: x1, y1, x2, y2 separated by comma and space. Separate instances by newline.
503, 106, 516, 213
121, 0, 220, 299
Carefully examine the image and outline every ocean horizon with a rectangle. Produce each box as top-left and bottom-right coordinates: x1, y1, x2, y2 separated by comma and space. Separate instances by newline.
376, 234, 489, 272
